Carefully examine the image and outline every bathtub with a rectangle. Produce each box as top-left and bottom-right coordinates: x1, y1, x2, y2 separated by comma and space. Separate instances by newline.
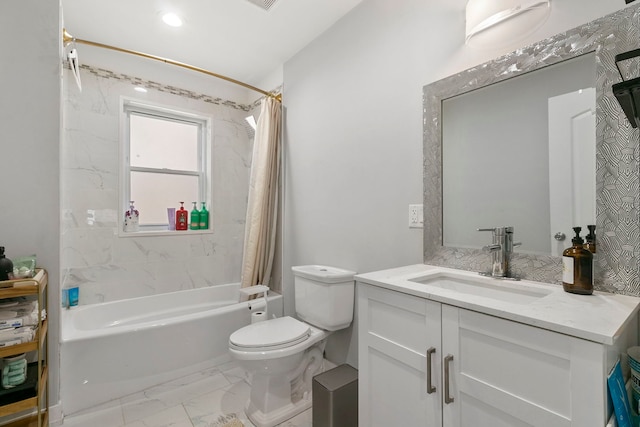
60, 283, 282, 415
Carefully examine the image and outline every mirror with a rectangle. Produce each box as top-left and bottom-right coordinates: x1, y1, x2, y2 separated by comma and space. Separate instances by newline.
423, 4, 640, 290
442, 53, 596, 256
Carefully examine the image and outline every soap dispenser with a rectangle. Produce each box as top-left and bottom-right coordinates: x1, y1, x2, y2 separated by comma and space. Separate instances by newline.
562, 227, 593, 295
585, 224, 596, 254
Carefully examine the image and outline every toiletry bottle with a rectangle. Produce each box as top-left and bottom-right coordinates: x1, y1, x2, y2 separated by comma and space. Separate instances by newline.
176, 202, 188, 231
199, 202, 209, 230
585, 224, 596, 254
585, 224, 597, 285
562, 227, 593, 295
190, 202, 200, 230
0, 248, 13, 281
123, 201, 139, 232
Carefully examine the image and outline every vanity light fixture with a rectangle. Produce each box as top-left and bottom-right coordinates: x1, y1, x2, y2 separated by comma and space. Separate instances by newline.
134, 86, 148, 93
162, 12, 183, 27
465, 0, 550, 45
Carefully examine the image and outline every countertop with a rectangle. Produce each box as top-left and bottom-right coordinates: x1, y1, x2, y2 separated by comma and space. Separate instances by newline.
355, 264, 640, 345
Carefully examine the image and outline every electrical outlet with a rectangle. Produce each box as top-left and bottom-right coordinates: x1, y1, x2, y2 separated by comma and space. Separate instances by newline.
409, 204, 423, 228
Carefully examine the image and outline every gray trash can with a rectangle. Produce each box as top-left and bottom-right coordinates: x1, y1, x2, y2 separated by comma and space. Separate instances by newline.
312, 364, 358, 427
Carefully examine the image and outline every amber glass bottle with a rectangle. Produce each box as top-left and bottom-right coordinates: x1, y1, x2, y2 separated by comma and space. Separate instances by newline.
562, 227, 593, 295
585, 224, 596, 254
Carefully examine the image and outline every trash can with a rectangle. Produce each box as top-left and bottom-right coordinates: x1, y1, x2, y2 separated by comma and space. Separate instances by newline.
312, 364, 358, 427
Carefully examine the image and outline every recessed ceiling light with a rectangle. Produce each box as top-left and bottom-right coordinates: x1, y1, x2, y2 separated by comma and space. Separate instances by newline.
134, 86, 147, 93
162, 13, 183, 27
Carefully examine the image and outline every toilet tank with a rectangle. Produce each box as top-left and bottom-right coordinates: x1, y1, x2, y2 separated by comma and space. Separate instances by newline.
292, 265, 356, 331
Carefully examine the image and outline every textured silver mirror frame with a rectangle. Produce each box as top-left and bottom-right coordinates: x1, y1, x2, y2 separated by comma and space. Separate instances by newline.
423, 5, 640, 294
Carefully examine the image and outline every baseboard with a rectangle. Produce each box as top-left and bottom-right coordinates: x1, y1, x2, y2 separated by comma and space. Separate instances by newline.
48, 402, 64, 426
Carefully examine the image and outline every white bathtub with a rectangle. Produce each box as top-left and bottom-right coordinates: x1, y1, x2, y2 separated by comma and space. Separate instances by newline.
60, 283, 282, 415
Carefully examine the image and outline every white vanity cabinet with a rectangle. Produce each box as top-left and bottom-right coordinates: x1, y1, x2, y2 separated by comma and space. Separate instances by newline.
358, 284, 442, 426
358, 282, 637, 427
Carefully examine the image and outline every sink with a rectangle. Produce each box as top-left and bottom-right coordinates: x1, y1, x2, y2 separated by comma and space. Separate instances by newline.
409, 272, 553, 305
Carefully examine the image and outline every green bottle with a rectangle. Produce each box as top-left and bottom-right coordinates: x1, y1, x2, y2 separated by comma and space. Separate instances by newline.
199, 202, 209, 229
190, 202, 200, 230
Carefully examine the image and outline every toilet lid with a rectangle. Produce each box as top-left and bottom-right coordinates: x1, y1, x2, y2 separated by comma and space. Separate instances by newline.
230, 316, 310, 349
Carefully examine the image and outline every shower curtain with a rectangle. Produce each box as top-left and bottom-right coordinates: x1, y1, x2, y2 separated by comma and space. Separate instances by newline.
240, 96, 282, 289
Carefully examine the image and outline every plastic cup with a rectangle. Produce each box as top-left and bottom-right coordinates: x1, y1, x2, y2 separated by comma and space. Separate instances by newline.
167, 208, 176, 230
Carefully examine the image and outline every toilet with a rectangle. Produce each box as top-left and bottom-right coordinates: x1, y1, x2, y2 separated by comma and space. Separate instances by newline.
228, 265, 356, 427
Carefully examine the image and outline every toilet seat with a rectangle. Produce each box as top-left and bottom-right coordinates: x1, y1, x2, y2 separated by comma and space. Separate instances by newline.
229, 316, 311, 351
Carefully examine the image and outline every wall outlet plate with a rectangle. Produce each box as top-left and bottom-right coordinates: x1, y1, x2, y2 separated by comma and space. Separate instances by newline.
409, 204, 424, 228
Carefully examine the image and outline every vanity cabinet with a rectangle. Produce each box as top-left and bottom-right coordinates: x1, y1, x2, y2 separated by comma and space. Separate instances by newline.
358, 282, 634, 427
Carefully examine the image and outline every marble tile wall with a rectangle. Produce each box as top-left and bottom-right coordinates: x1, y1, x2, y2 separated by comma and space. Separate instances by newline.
62, 67, 253, 304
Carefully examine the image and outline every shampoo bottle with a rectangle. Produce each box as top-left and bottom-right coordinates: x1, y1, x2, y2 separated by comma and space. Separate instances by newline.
190, 202, 200, 230
199, 202, 209, 230
562, 227, 593, 295
176, 202, 188, 231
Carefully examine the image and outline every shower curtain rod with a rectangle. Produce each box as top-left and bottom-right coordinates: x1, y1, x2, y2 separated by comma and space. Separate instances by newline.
62, 29, 282, 102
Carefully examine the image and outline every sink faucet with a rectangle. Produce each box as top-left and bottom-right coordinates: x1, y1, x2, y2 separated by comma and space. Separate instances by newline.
477, 227, 521, 280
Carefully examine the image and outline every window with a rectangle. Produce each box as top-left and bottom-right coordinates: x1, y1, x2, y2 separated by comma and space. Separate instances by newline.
121, 99, 211, 232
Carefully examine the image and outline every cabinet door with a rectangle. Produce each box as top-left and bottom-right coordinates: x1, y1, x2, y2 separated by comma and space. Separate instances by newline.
441, 305, 606, 427
358, 284, 442, 427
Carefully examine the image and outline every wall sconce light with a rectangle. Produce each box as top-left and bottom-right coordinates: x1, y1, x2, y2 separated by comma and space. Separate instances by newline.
465, 0, 551, 45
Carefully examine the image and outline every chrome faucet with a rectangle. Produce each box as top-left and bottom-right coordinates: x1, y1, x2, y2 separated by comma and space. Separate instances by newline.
477, 227, 521, 280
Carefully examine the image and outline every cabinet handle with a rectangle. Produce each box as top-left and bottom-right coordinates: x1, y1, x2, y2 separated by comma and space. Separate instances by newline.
444, 354, 454, 404
426, 347, 436, 394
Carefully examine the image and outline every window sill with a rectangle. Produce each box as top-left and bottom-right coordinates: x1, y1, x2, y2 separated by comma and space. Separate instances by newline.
118, 228, 214, 238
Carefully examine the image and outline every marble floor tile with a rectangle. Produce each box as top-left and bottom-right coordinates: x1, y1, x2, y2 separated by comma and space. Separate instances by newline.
275, 407, 313, 427
121, 370, 230, 424
62, 399, 125, 427
183, 381, 251, 427
219, 362, 250, 384
122, 404, 193, 427
62, 361, 312, 427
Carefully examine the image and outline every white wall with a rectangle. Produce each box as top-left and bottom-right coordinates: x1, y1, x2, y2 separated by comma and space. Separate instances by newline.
0, 0, 62, 407
282, 0, 631, 367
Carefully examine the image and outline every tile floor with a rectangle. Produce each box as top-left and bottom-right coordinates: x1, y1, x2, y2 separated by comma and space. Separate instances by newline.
61, 360, 312, 427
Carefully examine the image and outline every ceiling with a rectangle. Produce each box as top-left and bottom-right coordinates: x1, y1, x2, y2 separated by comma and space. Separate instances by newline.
61, 0, 364, 95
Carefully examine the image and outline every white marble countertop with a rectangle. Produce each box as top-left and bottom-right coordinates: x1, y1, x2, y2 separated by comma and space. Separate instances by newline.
355, 264, 640, 345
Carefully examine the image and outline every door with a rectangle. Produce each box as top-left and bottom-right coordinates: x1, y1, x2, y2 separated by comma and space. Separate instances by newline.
548, 88, 596, 255
358, 284, 442, 427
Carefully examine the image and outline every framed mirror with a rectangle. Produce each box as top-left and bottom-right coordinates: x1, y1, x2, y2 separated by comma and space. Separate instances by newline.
423, 5, 640, 293
442, 53, 595, 256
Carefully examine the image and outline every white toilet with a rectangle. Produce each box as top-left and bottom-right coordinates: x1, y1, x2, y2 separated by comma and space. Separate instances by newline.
228, 265, 356, 427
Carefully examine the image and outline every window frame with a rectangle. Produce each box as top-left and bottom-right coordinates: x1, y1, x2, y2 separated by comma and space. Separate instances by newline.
119, 97, 213, 236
